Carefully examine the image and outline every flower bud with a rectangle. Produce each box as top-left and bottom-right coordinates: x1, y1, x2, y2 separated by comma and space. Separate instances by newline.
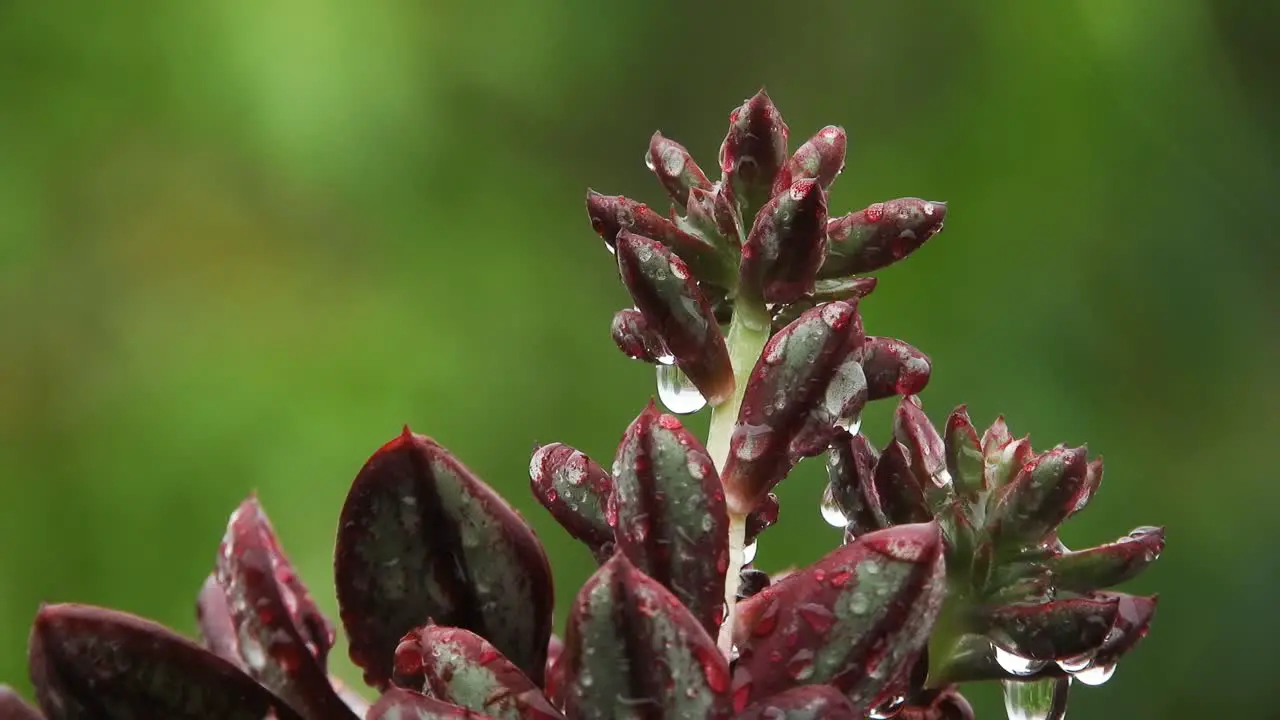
771, 125, 847, 196
821, 198, 947, 278
720, 89, 789, 217
858, 337, 931, 401
586, 190, 726, 283
646, 131, 712, 211
740, 179, 828, 303
615, 231, 735, 405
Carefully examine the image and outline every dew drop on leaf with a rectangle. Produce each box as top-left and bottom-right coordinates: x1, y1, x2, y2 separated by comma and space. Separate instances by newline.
1073, 662, 1116, 686
995, 643, 1048, 676
656, 363, 708, 414
819, 483, 848, 528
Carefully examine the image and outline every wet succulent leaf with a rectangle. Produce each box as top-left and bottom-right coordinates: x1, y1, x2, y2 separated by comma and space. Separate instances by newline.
615, 231, 734, 405
0, 685, 44, 720
367, 689, 495, 720
820, 198, 947, 278
858, 336, 931, 401
868, 441, 932, 526
722, 301, 867, 514
1045, 526, 1165, 592
1067, 458, 1104, 518
1076, 592, 1159, 668
978, 596, 1123, 661
542, 635, 565, 709
609, 309, 670, 364
1002, 677, 1070, 720
195, 573, 242, 668
739, 179, 828, 304
392, 626, 561, 720
719, 89, 789, 218
560, 553, 730, 719
28, 603, 301, 720
217, 496, 353, 719
944, 407, 985, 498
744, 492, 780, 545
826, 433, 883, 537
528, 442, 615, 560
684, 181, 743, 248
894, 396, 949, 497
646, 131, 712, 210
730, 523, 946, 710
987, 448, 1090, 551
737, 685, 859, 719
771, 125, 847, 195
335, 429, 554, 689
810, 276, 878, 303
610, 402, 728, 634
585, 192, 725, 282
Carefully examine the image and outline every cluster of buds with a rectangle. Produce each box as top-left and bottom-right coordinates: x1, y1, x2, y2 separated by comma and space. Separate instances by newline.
1, 90, 1159, 720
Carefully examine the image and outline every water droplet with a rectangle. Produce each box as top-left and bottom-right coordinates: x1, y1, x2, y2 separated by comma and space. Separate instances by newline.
819, 484, 848, 527
995, 644, 1048, 676
742, 540, 758, 564
785, 649, 815, 681
656, 364, 707, 415
868, 695, 905, 718
1002, 677, 1070, 720
932, 468, 953, 487
1056, 654, 1092, 673
1073, 663, 1116, 686
661, 147, 685, 178
836, 412, 862, 434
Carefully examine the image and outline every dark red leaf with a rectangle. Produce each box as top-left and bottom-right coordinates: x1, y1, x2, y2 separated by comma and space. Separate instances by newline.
737, 685, 859, 719
28, 603, 301, 720
977, 596, 1122, 661
857, 337, 931, 401
646, 132, 712, 211
586, 192, 726, 283
719, 89, 789, 217
944, 406, 984, 498
335, 429, 554, 689
615, 231, 734, 405
893, 397, 948, 493
0, 685, 44, 720
217, 496, 353, 719
826, 432, 883, 537
393, 625, 561, 719
740, 179, 828, 303
771, 125, 847, 195
367, 689, 495, 720
610, 402, 728, 635
610, 309, 670, 364
528, 442, 614, 560
744, 492, 780, 545
987, 447, 1091, 551
560, 553, 731, 719
721, 301, 867, 514
868, 441, 932, 526
685, 183, 742, 246
1072, 592, 1159, 669
195, 573, 241, 668
730, 523, 946, 710
821, 198, 946, 277
1046, 527, 1165, 592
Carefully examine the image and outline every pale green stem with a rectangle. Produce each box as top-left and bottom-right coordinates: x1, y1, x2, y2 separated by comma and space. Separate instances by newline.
707, 298, 771, 656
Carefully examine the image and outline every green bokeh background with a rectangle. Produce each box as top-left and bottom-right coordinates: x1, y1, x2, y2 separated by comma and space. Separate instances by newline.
2, 1, 1276, 717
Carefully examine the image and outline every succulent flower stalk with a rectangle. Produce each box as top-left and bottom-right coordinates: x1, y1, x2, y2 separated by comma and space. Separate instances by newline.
3, 88, 1161, 720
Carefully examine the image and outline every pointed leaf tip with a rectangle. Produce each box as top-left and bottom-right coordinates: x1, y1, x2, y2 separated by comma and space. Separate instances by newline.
720, 90, 789, 217
1046, 526, 1165, 592
586, 191, 724, 282
336, 431, 553, 689
611, 403, 729, 635
561, 553, 730, 719
647, 131, 712, 211
29, 603, 301, 720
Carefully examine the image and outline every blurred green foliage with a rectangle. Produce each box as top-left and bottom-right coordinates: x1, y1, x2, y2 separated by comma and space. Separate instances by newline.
2, 0, 1276, 716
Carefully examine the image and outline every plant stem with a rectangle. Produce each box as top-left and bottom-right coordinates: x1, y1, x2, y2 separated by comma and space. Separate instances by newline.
706, 298, 771, 657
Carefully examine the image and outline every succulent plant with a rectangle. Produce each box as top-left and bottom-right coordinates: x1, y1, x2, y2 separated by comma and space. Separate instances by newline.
2, 89, 1161, 720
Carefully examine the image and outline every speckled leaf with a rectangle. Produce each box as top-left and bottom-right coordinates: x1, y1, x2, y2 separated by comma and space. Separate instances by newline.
684, 183, 742, 247
737, 685, 858, 719
810, 276, 878, 303
772, 126, 847, 195
1067, 457, 1104, 519
27, 603, 301, 720
868, 442, 932, 526
730, 523, 946, 710
987, 447, 1090, 551
820, 198, 946, 278
944, 407, 984, 499
646, 132, 712, 211
195, 573, 242, 668
560, 553, 731, 720
1045, 526, 1165, 592
857, 337, 931, 401
615, 231, 734, 405
609, 402, 728, 635
977, 596, 1123, 661
1076, 592, 1158, 668
217, 496, 354, 719
609, 309, 670, 364
392, 626, 560, 720
528, 442, 614, 560
0, 685, 44, 720
893, 397, 950, 508
586, 192, 726, 283
335, 429, 554, 689
739, 179, 828, 304
721, 301, 867, 515
719, 89, 789, 219
826, 433, 883, 538
367, 689, 494, 720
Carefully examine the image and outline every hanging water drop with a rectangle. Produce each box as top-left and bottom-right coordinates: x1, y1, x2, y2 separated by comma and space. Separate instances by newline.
1073, 663, 1116, 686
868, 695, 905, 718
835, 412, 862, 435
995, 643, 1048, 676
1002, 677, 1070, 720
1056, 654, 1092, 674
819, 483, 849, 527
656, 363, 707, 414
742, 540, 758, 565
